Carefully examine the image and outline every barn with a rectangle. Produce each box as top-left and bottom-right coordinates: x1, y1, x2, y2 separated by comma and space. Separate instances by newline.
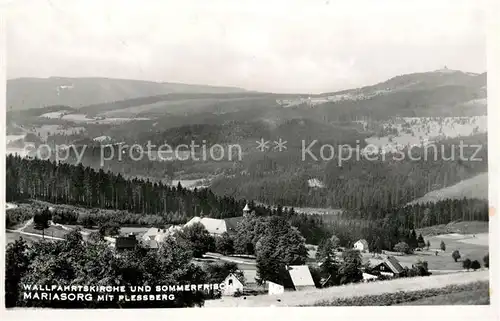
222, 273, 244, 296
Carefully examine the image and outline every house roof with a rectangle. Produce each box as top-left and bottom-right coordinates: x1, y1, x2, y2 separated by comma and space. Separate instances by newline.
224, 273, 244, 286
242, 269, 258, 284
185, 216, 229, 235
243, 203, 250, 212
368, 256, 404, 274
142, 227, 167, 240
185, 216, 202, 226
116, 236, 137, 249
142, 239, 159, 249
287, 265, 315, 288
224, 216, 243, 234
368, 258, 384, 267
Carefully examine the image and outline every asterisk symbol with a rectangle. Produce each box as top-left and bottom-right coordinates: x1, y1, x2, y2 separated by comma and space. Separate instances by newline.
274, 138, 287, 151
256, 138, 270, 152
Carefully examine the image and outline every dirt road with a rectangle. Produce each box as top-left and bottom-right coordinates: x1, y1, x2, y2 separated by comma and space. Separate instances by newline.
203, 270, 489, 307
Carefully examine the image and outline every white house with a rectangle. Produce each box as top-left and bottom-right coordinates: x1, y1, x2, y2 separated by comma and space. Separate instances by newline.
267, 281, 284, 295
242, 269, 258, 285
141, 226, 181, 248
354, 239, 369, 252
184, 216, 244, 237
362, 272, 378, 282
184, 217, 227, 236
222, 273, 244, 296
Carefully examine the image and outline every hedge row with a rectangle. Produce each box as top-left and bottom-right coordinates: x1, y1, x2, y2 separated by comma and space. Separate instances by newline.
305, 281, 489, 306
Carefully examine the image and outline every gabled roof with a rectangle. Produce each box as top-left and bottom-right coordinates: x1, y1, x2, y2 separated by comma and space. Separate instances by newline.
368, 258, 384, 267
184, 216, 202, 228
200, 217, 227, 235
116, 236, 137, 249
142, 227, 167, 240
384, 256, 404, 274
243, 203, 250, 212
184, 216, 228, 235
142, 239, 159, 249
242, 269, 258, 284
368, 256, 404, 274
362, 272, 378, 280
287, 265, 315, 288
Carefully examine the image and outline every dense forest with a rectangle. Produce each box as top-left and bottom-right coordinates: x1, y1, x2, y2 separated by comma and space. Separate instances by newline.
5, 155, 488, 249
5, 155, 255, 219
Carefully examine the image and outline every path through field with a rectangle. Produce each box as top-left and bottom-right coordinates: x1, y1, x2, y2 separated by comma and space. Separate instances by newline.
203, 270, 489, 307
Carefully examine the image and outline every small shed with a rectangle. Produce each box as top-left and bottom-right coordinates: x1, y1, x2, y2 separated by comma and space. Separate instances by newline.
115, 234, 138, 251
287, 265, 316, 291
222, 273, 244, 296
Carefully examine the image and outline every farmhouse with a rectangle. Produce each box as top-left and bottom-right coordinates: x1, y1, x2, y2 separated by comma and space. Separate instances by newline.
353, 239, 369, 252
267, 281, 284, 295
368, 256, 405, 277
242, 269, 258, 285
287, 265, 316, 291
184, 204, 250, 236
222, 273, 244, 296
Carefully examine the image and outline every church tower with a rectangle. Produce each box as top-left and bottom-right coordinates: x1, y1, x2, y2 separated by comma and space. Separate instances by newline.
243, 203, 251, 216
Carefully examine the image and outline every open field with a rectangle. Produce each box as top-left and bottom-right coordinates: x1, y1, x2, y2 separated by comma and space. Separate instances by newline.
203, 270, 489, 307
6, 230, 47, 244
396, 284, 489, 305
20, 222, 71, 239
409, 172, 488, 205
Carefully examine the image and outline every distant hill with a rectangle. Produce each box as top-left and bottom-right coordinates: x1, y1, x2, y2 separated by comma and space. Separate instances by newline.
6, 77, 248, 111
280, 70, 487, 118
409, 172, 488, 205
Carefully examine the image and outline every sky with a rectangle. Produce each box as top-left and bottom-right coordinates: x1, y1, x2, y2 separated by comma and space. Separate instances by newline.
5, 0, 487, 93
